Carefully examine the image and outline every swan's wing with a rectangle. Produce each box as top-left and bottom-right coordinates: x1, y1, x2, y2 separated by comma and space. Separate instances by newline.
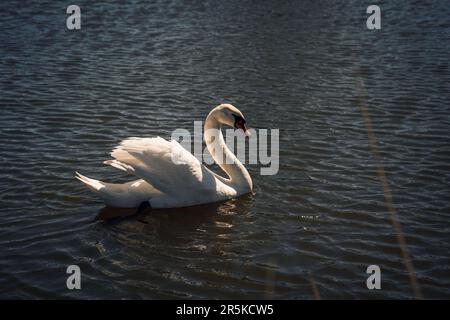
108, 137, 217, 197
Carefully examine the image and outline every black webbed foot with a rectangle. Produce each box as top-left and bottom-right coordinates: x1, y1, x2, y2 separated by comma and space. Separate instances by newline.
136, 200, 152, 215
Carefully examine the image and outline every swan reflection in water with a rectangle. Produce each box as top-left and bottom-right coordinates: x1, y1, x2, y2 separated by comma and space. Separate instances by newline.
95, 193, 254, 244
96, 193, 253, 220
87, 193, 259, 300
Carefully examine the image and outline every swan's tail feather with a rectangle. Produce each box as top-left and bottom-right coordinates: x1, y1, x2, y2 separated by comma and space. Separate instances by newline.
75, 172, 105, 193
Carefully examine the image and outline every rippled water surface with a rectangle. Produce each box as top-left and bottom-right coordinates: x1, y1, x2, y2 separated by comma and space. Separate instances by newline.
1, 0, 449, 299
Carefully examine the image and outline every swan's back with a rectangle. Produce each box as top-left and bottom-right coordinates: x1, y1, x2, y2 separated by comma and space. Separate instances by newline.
110, 137, 234, 205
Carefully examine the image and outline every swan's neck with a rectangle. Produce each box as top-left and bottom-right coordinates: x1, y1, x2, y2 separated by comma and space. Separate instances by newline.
204, 115, 252, 193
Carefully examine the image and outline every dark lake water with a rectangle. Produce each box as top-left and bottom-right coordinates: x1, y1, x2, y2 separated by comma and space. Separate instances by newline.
1, 0, 449, 299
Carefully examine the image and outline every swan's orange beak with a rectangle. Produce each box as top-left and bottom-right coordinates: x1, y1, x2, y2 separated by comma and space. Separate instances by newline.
235, 120, 247, 131
233, 114, 248, 131
233, 114, 250, 136
235, 119, 250, 136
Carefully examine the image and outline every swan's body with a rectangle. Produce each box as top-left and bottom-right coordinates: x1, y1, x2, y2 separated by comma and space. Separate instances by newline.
76, 104, 252, 208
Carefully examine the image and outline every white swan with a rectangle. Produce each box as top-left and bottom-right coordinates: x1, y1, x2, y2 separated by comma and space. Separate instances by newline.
75, 104, 253, 209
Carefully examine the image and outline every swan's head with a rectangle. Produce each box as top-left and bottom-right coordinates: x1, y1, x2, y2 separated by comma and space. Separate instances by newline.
212, 104, 250, 135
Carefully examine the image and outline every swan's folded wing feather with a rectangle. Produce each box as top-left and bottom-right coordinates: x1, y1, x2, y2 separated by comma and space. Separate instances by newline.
110, 137, 215, 196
